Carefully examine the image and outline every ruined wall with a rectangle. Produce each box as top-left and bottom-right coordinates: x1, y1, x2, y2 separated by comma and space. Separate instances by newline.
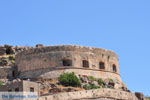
38, 88, 139, 100
23, 81, 39, 92
16, 45, 119, 74
0, 80, 23, 92
0, 80, 39, 93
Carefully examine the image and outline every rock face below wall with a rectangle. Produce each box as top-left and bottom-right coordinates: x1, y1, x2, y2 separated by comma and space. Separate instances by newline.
80, 98, 116, 100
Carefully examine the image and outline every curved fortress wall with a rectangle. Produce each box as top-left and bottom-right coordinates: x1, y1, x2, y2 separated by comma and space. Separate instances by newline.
15, 45, 121, 82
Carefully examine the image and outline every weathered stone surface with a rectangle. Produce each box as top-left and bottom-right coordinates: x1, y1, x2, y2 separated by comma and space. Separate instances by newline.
80, 98, 117, 100
0, 66, 13, 79
62, 87, 77, 92
49, 88, 61, 94
15, 45, 123, 88
38, 88, 139, 100
16, 45, 119, 73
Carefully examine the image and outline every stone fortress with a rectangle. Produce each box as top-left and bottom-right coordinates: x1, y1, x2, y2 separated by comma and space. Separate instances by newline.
16, 45, 121, 84
0, 44, 149, 100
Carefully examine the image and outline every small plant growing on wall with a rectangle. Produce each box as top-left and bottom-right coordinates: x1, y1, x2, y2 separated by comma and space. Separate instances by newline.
58, 72, 81, 87
83, 84, 100, 90
97, 78, 105, 87
0, 81, 4, 86
88, 76, 96, 81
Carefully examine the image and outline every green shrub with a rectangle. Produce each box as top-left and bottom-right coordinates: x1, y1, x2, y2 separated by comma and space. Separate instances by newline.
58, 72, 81, 87
83, 84, 100, 90
88, 76, 96, 81
0, 81, 4, 86
97, 78, 105, 86
146, 97, 150, 100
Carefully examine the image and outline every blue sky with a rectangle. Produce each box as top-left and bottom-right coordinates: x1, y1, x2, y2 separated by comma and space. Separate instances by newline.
0, 0, 150, 96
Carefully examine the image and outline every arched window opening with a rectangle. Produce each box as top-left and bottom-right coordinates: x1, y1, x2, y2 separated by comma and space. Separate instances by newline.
102, 54, 104, 58
82, 60, 89, 68
99, 62, 105, 69
30, 87, 34, 92
113, 64, 117, 72
62, 59, 72, 66
108, 56, 110, 61
12, 71, 15, 77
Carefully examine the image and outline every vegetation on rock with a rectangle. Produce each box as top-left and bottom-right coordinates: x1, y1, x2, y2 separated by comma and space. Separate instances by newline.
8, 55, 15, 60
0, 81, 4, 86
58, 72, 115, 90
88, 76, 96, 81
83, 84, 100, 90
97, 78, 105, 87
0, 55, 15, 66
109, 78, 114, 83
146, 97, 150, 100
58, 72, 81, 87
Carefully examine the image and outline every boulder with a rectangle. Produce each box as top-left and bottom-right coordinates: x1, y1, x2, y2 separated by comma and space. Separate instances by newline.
36, 44, 44, 48
49, 88, 61, 94
135, 92, 144, 100
80, 76, 89, 83
62, 88, 76, 92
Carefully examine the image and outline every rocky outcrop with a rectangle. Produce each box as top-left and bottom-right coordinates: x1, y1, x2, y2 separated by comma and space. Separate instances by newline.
135, 92, 145, 100
0, 44, 32, 56
0, 46, 6, 56
38, 88, 139, 100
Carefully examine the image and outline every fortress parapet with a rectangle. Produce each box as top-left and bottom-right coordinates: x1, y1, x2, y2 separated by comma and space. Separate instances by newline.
16, 45, 119, 72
